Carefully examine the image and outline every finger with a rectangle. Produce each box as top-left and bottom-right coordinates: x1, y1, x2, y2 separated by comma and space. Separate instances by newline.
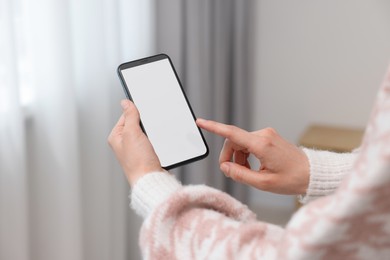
113, 114, 125, 132
220, 162, 273, 191
219, 139, 234, 163
219, 139, 247, 164
220, 140, 248, 165
108, 114, 125, 148
196, 118, 254, 150
121, 100, 142, 133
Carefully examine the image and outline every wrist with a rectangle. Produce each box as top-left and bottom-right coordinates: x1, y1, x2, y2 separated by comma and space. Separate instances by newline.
298, 148, 310, 194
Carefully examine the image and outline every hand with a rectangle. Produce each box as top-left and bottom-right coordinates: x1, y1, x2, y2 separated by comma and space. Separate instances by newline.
196, 119, 309, 195
108, 100, 164, 186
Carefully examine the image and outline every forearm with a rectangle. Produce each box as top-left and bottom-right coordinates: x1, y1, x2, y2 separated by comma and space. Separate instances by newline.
299, 148, 358, 204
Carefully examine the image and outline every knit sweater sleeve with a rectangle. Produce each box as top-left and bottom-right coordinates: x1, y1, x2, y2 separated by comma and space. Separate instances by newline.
298, 148, 358, 204
131, 172, 285, 259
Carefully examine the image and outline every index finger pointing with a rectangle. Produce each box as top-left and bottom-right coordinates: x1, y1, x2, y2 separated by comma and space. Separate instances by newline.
196, 118, 254, 150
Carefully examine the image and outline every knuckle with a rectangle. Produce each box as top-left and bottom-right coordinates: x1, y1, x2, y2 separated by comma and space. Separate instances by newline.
263, 127, 277, 136
259, 178, 271, 189
256, 176, 274, 191
107, 134, 114, 146
224, 125, 237, 138
125, 104, 135, 116
263, 136, 274, 147
125, 103, 138, 117
257, 136, 273, 150
252, 128, 278, 151
231, 168, 244, 182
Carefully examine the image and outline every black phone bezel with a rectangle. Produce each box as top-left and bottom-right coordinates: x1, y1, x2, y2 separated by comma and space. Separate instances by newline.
117, 53, 209, 170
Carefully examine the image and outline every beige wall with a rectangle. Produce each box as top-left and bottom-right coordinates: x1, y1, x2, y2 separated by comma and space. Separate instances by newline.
249, 0, 390, 212
253, 0, 390, 142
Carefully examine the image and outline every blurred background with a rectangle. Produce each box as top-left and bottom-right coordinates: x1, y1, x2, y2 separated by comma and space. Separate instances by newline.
1, 0, 389, 259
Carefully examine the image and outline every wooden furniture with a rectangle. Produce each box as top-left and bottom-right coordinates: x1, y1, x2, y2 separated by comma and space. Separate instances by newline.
299, 124, 365, 153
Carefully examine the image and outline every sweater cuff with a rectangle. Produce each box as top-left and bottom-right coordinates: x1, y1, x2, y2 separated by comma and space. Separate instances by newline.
298, 148, 356, 204
130, 172, 182, 218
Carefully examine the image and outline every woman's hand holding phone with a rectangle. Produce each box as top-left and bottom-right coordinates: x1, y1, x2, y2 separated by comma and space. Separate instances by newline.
108, 100, 164, 187
117, 54, 208, 169
196, 119, 310, 195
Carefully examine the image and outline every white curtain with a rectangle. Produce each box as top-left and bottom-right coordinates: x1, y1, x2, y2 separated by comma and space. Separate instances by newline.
0, 0, 155, 259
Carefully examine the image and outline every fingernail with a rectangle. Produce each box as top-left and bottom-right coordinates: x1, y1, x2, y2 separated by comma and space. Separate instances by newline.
121, 100, 129, 110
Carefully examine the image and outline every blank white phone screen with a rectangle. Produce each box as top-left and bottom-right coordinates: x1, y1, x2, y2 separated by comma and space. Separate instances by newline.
121, 58, 207, 168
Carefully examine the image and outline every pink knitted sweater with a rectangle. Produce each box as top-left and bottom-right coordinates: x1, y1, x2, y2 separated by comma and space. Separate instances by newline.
130, 67, 390, 259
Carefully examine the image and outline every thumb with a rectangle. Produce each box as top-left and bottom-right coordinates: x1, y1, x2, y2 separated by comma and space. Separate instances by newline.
220, 162, 271, 189
121, 100, 141, 130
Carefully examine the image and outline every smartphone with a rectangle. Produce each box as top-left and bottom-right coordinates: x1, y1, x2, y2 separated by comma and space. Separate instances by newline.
117, 54, 209, 169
